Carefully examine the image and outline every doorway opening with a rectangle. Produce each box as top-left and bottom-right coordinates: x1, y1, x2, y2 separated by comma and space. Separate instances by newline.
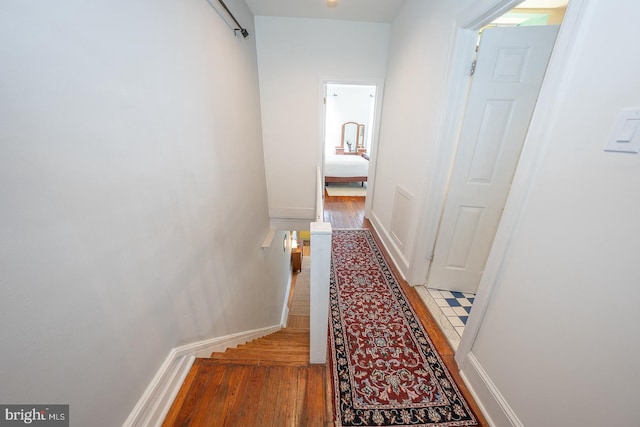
322, 83, 376, 207
422, 0, 568, 350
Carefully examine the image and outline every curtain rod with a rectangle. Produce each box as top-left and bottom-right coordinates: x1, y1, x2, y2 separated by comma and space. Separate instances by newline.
217, 0, 249, 38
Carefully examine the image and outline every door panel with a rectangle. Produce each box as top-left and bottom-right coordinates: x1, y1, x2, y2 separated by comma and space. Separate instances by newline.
493, 47, 530, 82
445, 206, 483, 270
429, 25, 559, 294
468, 99, 515, 183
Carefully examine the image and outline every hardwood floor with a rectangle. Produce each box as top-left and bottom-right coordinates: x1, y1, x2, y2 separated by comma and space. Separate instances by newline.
163, 245, 332, 426
363, 224, 488, 426
323, 191, 365, 228
163, 329, 330, 427
162, 193, 487, 427
324, 194, 488, 426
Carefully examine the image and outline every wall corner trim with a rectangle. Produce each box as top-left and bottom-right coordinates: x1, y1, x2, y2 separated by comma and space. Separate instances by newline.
261, 226, 276, 248
123, 324, 281, 427
460, 352, 524, 427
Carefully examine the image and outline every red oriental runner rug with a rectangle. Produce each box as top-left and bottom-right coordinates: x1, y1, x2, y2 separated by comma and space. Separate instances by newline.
329, 229, 479, 427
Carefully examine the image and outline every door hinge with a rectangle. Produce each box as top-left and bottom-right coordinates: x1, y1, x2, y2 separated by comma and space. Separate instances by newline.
469, 59, 477, 76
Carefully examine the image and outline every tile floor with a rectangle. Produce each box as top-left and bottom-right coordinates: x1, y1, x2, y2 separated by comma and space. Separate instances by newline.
427, 289, 475, 337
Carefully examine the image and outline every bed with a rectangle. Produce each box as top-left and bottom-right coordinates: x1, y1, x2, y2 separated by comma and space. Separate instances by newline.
324, 154, 369, 185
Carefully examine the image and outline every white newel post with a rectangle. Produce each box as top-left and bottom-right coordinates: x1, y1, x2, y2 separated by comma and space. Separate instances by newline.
310, 221, 332, 364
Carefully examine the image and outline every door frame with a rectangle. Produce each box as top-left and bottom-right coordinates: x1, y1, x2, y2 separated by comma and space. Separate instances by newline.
403, 0, 588, 365
428, 24, 561, 295
318, 77, 385, 218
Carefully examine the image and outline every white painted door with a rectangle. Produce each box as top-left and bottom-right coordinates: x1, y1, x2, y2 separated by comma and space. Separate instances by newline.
428, 25, 559, 294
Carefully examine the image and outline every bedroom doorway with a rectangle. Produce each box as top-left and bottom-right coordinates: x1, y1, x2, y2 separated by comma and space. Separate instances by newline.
322, 83, 377, 205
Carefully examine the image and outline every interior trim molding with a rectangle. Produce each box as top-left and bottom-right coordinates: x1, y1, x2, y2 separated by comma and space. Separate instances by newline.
408, 27, 478, 288
123, 324, 281, 427
269, 207, 315, 220
369, 211, 410, 280
389, 185, 413, 251
460, 352, 523, 427
458, 0, 525, 30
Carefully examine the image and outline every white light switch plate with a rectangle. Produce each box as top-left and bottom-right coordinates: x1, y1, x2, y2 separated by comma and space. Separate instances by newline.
605, 109, 640, 153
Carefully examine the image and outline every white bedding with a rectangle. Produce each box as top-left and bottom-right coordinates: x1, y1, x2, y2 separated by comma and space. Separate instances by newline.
325, 154, 369, 177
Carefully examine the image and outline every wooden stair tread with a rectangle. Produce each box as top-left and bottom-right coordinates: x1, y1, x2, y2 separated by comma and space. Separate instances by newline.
163, 328, 331, 426
194, 357, 310, 367
212, 351, 309, 359
209, 329, 311, 367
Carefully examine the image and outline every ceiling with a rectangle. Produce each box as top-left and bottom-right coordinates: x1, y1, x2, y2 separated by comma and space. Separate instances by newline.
243, 0, 406, 23
243, 0, 569, 23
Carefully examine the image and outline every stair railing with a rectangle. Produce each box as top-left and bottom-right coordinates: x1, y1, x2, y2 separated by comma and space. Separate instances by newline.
309, 166, 332, 363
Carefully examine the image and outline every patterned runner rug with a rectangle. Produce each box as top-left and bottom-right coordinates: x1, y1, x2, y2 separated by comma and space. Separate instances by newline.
329, 229, 478, 426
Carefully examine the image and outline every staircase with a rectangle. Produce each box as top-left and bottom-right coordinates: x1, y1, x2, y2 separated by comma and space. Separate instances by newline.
162, 327, 332, 426
209, 328, 310, 366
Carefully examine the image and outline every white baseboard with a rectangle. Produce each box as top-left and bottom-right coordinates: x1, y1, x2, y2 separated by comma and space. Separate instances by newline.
368, 211, 410, 280
280, 266, 294, 327
123, 324, 281, 427
460, 352, 523, 427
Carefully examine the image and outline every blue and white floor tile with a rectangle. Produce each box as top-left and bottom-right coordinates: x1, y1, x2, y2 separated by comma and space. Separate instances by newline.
428, 289, 475, 337
414, 286, 476, 350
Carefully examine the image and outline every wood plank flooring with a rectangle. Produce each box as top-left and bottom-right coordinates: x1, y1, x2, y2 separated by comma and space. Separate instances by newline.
162, 192, 488, 427
163, 329, 328, 426
323, 192, 365, 228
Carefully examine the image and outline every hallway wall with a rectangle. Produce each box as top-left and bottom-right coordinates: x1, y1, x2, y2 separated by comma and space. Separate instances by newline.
376, 0, 640, 425
0, 0, 289, 425
369, 0, 477, 275
466, 1, 640, 424
254, 16, 389, 221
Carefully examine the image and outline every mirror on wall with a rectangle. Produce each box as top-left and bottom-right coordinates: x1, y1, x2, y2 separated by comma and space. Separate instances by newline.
336, 121, 366, 155
358, 124, 365, 149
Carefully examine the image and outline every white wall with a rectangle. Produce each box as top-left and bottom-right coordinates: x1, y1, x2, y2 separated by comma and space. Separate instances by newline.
464, 1, 640, 425
374, 0, 640, 423
0, 0, 289, 425
369, 0, 478, 276
254, 16, 389, 221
